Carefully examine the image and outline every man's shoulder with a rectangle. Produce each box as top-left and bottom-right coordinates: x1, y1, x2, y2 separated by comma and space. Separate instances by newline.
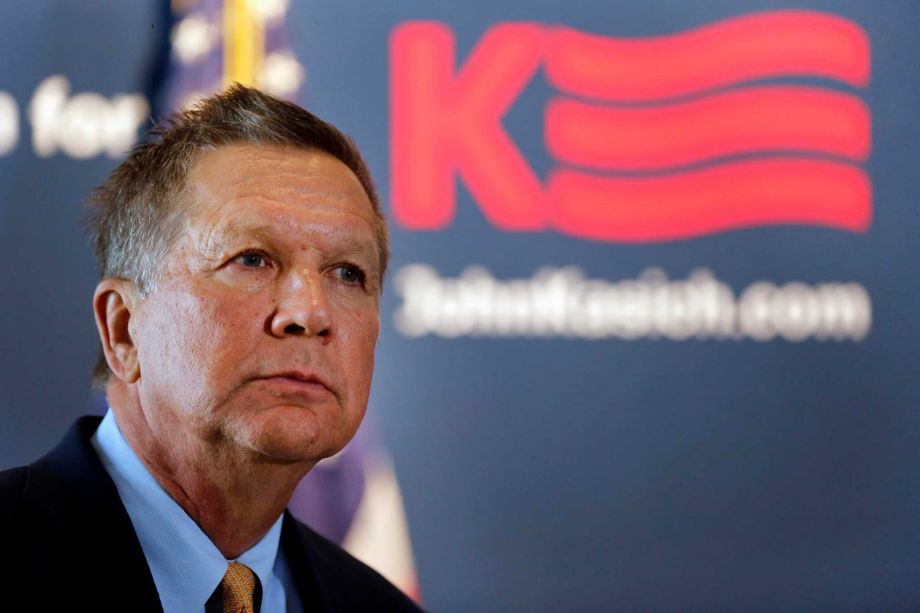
0, 416, 108, 520
283, 512, 424, 612
0, 465, 28, 536
0, 465, 29, 597
0, 464, 28, 502
0, 418, 163, 611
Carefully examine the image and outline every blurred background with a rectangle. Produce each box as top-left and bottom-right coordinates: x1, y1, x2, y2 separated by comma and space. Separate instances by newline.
0, 0, 918, 610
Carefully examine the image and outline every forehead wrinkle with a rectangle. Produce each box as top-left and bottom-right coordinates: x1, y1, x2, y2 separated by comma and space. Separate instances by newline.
198, 178, 377, 225
196, 150, 373, 210
184, 153, 370, 231
231, 186, 377, 228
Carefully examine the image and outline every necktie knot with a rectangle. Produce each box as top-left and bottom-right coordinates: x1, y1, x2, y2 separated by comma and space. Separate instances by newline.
221, 561, 257, 613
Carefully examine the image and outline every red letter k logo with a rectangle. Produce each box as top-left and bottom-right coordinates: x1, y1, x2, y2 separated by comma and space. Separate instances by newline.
390, 22, 547, 230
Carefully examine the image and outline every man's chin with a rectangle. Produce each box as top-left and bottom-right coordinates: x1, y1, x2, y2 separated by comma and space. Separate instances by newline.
230, 402, 354, 463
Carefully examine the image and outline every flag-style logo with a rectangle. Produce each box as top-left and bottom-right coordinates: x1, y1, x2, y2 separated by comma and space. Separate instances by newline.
391, 10, 872, 242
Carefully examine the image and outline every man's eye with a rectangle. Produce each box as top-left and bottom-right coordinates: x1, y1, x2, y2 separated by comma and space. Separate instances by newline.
233, 252, 270, 268
335, 265, 364, 285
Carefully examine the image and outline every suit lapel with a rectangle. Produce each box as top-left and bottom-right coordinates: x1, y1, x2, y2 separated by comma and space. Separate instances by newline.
281, 510, 332, 611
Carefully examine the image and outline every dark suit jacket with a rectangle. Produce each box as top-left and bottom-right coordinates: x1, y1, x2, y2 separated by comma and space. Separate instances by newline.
0, 416, 423, 612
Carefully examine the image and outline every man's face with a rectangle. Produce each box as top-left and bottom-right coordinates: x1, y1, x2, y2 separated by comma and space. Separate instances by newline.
129, 144, 381, 463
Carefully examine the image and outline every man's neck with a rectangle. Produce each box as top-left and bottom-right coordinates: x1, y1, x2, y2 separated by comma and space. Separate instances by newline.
109, 392, 312, 559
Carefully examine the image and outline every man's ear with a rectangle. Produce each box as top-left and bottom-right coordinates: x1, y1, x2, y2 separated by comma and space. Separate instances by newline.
93, 279, 141, 384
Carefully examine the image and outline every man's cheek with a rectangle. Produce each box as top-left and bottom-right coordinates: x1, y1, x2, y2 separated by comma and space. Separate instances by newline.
340, 334, 378, 372
193, 302, 267, 384
340, 306, 380, 347
205, 292, 266, 332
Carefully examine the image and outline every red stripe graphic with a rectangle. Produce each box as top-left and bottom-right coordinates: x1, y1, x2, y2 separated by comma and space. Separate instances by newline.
545, 86, 871, 170
549, 158, 871, 242
545, 10, 869, 101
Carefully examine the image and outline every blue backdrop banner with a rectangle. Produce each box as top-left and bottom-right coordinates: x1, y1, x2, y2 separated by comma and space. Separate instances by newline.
0, 1, 917, 610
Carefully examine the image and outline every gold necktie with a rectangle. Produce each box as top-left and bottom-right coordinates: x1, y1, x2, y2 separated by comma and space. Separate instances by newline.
220, 561, 257, 613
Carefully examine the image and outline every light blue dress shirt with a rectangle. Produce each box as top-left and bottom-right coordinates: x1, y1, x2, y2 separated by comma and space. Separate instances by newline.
91, 410, 304, 613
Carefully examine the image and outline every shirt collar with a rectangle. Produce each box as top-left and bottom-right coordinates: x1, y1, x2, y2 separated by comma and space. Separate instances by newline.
91, 409, 284, 613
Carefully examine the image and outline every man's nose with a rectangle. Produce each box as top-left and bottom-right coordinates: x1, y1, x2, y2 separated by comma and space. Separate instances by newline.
269, 269, 332, 339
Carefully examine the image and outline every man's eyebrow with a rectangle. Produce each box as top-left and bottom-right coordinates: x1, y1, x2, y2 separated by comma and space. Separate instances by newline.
198, 223, 275, 257
206, 222, 380, 264
210, 223, 275, 246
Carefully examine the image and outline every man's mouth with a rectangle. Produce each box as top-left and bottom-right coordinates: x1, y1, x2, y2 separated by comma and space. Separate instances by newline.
254, 371, 334, 397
